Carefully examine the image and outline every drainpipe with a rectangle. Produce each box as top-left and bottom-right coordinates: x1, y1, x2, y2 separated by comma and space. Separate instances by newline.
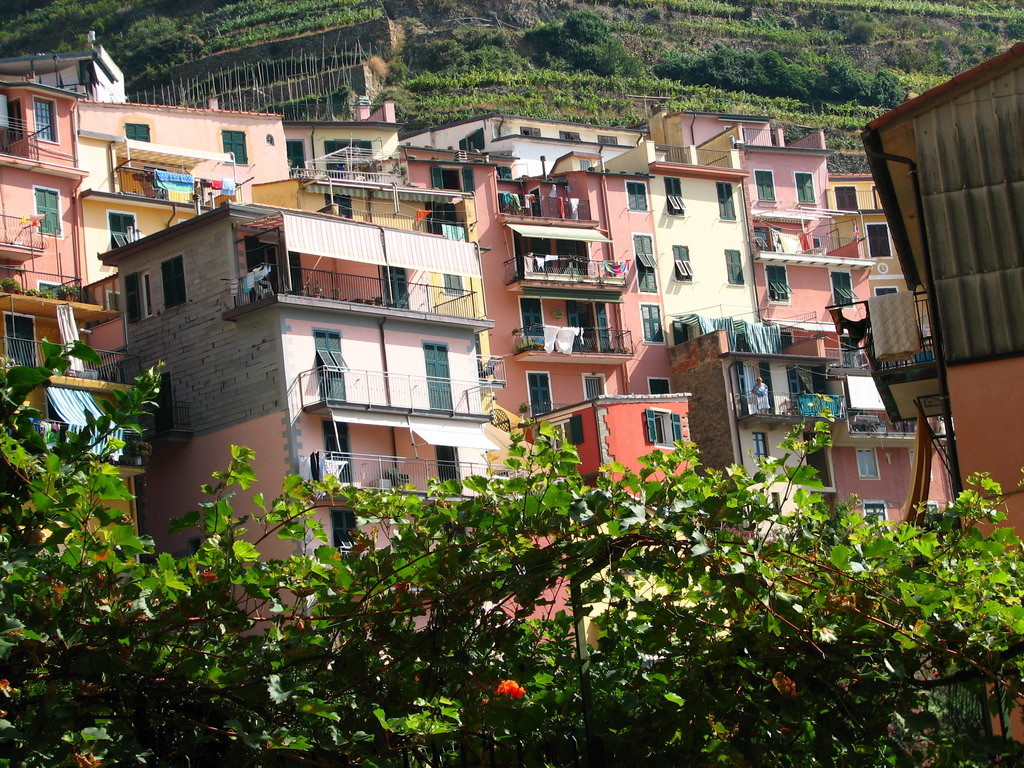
862, 143, 962, 495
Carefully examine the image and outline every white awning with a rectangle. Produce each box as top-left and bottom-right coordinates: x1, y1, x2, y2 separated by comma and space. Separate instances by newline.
847, 375, 886, 410
507, 223, 611, 243
115, 138, 232, 167
281, 212, 482, 278
409, 419, 497, 451
328, 408, 409, 428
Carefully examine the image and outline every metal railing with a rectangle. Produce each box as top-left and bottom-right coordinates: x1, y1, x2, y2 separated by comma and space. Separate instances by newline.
655, 145, 735, 168
504, 255, 626, 286
866, 292, 935, 372
0, 214, 46, 252
753, 231, 865, 259
497, 195, 591, 220
311, 450, 514, 492
140, 401, 193, 438
32, 418, 149, 468
290, 167, 404, 186
525, 401, 578, 419
0, 116, 76, 165
0, 267, 81, 299
1, 337, 142, 383
298, 366, 487, 416
233, 265, 483, 320
477, 355, 506, 383
848, 408, 915, 437
513, 327, 632, 356
736, 391, 846, 420
740, 125, 776, 147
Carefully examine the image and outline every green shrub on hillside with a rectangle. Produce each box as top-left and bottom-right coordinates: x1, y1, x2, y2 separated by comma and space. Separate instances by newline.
525, 10, 643, 78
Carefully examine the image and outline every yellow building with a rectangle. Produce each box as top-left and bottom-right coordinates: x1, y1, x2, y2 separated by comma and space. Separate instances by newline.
826, 173, 904, 296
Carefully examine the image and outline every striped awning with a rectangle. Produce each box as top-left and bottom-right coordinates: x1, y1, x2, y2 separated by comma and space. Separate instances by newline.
506, 223, 611, 243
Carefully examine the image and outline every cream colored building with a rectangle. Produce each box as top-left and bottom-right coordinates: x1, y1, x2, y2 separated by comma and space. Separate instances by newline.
826, 173, 904, 296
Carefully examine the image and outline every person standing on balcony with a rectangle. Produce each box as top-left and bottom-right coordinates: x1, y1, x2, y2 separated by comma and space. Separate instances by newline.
752, 377, 769, 413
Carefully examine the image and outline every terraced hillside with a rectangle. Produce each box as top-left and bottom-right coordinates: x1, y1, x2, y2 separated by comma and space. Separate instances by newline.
1, 0, 1022, 141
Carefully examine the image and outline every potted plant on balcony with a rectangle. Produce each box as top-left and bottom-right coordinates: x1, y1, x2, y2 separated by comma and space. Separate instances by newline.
0, 277, 23, 294
54, 284, 81, 302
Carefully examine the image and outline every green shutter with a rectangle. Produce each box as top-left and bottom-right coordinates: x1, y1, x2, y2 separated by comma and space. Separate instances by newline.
286, 139, 305, 169
568, 414, 584, 445
430, 167, 444, 189
161, 256, 186, 308
755, 170, 775, 201
670, 413, 682, 441
124, 272, 140, 322
460, 167, 475, 192
716, 182, 735, 220
644, 409, 658, 443
796, 173, 815, 204
34, 188, 60, 235
725, 250, 743, 285
222, 130, 247, 164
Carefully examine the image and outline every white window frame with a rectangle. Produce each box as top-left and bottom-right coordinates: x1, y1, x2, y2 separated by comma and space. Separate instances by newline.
856, 447, 880, 479
648, 408, 676, 448
105, 289, 121, 312
862, 501, 887, 522
519, 126, 542, 137
754, 169, 776, 202
596, 135, 619, 145
33, 98, 57, 143
752, 431, 769, 460
107, 209, 138, 249
626, 180, 649, 212
633, 232, 658, 293
139, 270, 152, 319
648, 377, 671, 395
582, 373, 606, 399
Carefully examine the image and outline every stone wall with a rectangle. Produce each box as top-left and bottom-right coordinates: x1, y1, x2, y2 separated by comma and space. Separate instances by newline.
668, 331, 736, 471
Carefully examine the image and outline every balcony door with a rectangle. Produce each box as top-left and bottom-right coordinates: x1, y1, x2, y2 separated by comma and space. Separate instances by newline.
565, 300, 594, 352
314, 330, 346, 402
527, 372, 552, 416
384, 267, 409, 309
423, 342, 453, 411
436, 445, 459, 482
4, 313, 35, 367
519, 297, 543, 343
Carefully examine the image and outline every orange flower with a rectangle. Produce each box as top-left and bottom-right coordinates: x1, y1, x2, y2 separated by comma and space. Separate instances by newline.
197, 571, 218, 584
495, 679, 526, 699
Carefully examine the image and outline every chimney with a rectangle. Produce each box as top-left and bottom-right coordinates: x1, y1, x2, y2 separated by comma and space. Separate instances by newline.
354, 95, 371, 121
207, 96, 219, 110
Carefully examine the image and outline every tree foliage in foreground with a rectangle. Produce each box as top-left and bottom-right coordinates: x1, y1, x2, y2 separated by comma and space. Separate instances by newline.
1, 347, 1023, 767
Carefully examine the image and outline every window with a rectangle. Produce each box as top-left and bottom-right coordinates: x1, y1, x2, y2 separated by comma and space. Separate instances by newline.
124, 122, 150, 142
124, 271, 151, 322
641, 304, 664, 343
104, 290, 120, 312
108, 211, 136, 250
856, 448, 879, 479
331, 194, 353, 218
330, 509, 357, 550
664, 177, 685, 215
752, 432, 768, 460
33, 99, 55, 142
716, 182, 736, 220
221, 130, 248, 164
874, 286, 898, 296
497, 165, 514, 180
866, 223, 892, 258
833, 186, 858, 211
577, 159, 593, 171
672, 245, 692, 282
285, 139, 306, 169
161, 255, 186, 308
644, 409, 682, 446
583, 375, 605, 399
786, 365, 801, 394
725, 249, 743, 285
634, 235, 657, 292
5, 313, 36, 367
648, 378, 671, 395
795, 172, 815, 204
567, 414, 585, 444
527, 372, 552, 416
765, 264, 791, 302
34, 188, 60, 235
830, 271, 856, 306
442, 273, 463, 296
430, 166, 474, 192
626, 181, 649, 212
315, 330, 346, 400
780, 330, 793, 349
459, 128, 485, 151
559, 130, 581, 141
754, 170, 775, 202
863, 501, 887, 522
520, 126, 541, 137
596, 135, 619, 145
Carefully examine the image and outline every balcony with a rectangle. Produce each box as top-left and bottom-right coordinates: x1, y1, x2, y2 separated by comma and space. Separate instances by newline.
33, 418, 149, 469
0, 117, 76, 167
512, 326, 633, 363
291, 166, 404, 187
847, 409, 915, 438
655, 145, 737, 169
232, 266, 484, 324
503, 255, 625, 290
754, 230, 866, 261
309, 450, 514, 493
736, 391, 845, 421
0, 213, 45, 259
140, 401, 193, 441
830, 187, 881, 212
297, 367, 488, 418
497, 194, 592, 221
477, 355, 506, 386
2, 337, 143, 384
114, 166, 235, 206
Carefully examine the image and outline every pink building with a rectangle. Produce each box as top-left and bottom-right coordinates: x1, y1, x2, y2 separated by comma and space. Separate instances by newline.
0, 79, 88, 292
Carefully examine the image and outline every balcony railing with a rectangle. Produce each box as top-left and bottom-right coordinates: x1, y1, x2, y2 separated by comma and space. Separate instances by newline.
524, 401, 578, 420
291, 166, 405, 186
0, 267, 82, 299
233, 265, 482, 320
297, 366, 487, 417
504, 254, 626, 287
497, 194, 592, 220
0, 117, 76, 166
830, 187, 881, 211
865, 292, 935, 373
2, 337, 142, 383
477, 355, 506, 384
310, 450, 515, 492
736, 391, 846, 420
513, 327, 632, 356
848, 409, 915, 438
140, 401, 193, 439
0, 214, 45, 252
754, 230, 865, 259
33, 418, 149, 468
114, 166, 234, 205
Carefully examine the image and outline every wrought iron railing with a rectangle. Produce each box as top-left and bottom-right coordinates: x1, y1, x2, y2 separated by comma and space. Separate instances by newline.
290, 167, 403, 186
735, 391, 846, 420
477, 356, 506, 383
497, 195, 591, 220
513, 327, 632, 356
0, 214, 46, 252
0, 116, 76, 165
233, 265, 483, 319
1, 337, 142, 383
504, 255, 626, 286
298, 366, 487, 416
0, 267, 81, 299
140, 401, 193, 438
309, 450, 514, 492
753, 231, 864, 259
866, 292, 935, 372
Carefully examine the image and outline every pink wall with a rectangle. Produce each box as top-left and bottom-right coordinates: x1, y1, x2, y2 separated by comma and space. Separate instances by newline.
757, 263, 870, 323
744, 150, 829, 210
601, 400, 690, 475
830, 444, 951, 522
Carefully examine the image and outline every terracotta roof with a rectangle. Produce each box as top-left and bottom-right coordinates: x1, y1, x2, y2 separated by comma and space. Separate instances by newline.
868, 41, 1024, 130
87, 100, 283, 119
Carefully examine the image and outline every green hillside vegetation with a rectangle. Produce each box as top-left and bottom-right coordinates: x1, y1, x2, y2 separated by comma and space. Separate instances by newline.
1, 0, 1022, 140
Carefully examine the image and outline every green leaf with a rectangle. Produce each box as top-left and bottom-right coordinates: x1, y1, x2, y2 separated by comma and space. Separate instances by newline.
232, 539, 260, 562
